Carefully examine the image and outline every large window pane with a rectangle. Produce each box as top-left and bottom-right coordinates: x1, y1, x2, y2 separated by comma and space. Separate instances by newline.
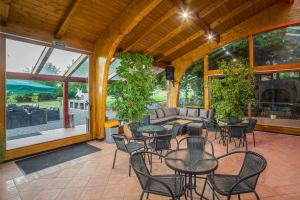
71, 59, 89, 78
40, 49, 82, 76
6, 39, 45, 73
254, 25, 300, 66
208, 38, 249, 70
253, 72, 300, 120
179, 59, 204, 107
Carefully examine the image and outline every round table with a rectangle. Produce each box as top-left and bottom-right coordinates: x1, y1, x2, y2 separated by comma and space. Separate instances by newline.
165, 149, 218, 200
138, 125, 166, 136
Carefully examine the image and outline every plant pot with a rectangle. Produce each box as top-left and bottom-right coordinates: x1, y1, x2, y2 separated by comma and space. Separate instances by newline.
270, 114, 276, 119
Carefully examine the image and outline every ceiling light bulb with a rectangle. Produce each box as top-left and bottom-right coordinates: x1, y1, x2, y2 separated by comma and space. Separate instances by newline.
181, 11, 189, 19
207, 33, 214, 40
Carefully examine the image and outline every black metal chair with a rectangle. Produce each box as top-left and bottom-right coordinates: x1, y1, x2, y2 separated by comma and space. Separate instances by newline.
130, 151, 186, 200
177, 136, 214, 156
203, 120, 223, 139
246, 118, 257, 147
226, 125, 247, 153
112, 134, 144, 176
203, 151, 267, 200
169, 123, 182, 148
128, 122, 148, 147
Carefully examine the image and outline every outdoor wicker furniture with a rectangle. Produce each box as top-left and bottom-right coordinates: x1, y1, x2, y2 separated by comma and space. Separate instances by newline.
225, 125, 248, 153
204, 151, 267, 200
130, 151, 186, 200
165, 148, 218, 200
112, 134, 144, 176
246, 118, 258, 147
203, 120, 223, 139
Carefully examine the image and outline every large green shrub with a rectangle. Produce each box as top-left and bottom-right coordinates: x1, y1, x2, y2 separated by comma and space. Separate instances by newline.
110, 52, 156, 122
210, 59, 254, 121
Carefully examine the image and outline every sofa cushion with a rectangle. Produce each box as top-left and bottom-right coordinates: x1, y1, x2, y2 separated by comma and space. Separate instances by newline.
178, 116, 203, 122
199, 109, 209, 118
178, 108, 187, 116
150, 115, 177, 125
156, 109, 165, 118
149, 110, 157, 120
162, 107, 177, 117
187, 108, 198, 117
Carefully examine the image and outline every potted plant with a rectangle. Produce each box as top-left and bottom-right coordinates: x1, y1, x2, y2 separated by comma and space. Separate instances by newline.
109, 52, 157, 134
210, 59, 254, 123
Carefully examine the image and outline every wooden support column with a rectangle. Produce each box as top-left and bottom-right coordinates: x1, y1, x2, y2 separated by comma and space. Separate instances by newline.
167, 80, 179, 107
63, 81, 69, 128
248, 34, 254, 118
0, 35, 6, 160
90, 0, 162, 139
204, 55, 210, 109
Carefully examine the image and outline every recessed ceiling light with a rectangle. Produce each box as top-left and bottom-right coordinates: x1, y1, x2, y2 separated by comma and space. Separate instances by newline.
207, 33, 214, 41
181, 11, 189, 19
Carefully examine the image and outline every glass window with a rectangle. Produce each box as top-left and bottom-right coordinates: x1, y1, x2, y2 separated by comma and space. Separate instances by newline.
71, 59, 89, 78
208, 38, 249, 70
6, 39, 45, 73
40, 49, 82, 76
179, 59, 204, 107
254, 25, 300, 66
252, 72, 300, 120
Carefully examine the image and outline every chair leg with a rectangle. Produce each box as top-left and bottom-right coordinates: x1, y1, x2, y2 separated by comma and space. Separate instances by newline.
254, 191, 260, 200
238, 194, 241, 200
200, 179, 207, 200
139, 191, 144, 200
226, 138, 229, 153
245, 135, 248, 151
112, 149, 118, 169
253, 131, 256, 147
129, 161, 131, 176
146, 193, 149, 199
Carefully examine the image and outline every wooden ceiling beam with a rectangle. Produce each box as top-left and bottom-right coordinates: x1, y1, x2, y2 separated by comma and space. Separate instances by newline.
158, 0, 259, 61
144, 22, 189, 54
211, 0, 260, 29
0, 1, 10, 26
32, 47, 53, 74
199, 0, 230, 18
124, 7, 177, 52
55, 0, 82, 39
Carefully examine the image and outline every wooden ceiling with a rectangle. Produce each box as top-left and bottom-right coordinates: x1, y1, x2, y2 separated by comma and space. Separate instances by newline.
1, 0, 282, 64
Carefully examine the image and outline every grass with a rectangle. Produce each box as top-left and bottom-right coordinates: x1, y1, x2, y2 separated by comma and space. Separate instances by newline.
16, 100, 61, 108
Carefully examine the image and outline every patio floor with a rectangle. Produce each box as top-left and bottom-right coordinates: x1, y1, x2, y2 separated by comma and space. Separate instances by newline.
1, 131, 300, 200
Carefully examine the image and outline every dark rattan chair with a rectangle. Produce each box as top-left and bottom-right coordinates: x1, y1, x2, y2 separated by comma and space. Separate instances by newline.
112, 134, 144, 176
178, 136, 214, 156
204, 120, 223, 139
226, 125, 247, 153
130, 151, 186, 200
169, 123, 182, 148
203, 151, 267, 200
128, 122, 148, 147
246, 118, 257, 147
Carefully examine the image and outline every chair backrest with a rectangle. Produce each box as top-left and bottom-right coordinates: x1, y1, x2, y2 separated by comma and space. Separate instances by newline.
153, 134, 172, 150
130, 152, 151, 189
228, 125, 245, 138
204, 120, 219, 131
128, 122, 143, 138
112, 134, 127, 152
178, 136, 214, 155
170, 123, 181, 138
239, 151, 267, 189
246, 118, 257, 133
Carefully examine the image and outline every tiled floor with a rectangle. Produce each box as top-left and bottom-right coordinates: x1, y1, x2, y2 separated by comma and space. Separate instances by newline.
1, 131, 300, 200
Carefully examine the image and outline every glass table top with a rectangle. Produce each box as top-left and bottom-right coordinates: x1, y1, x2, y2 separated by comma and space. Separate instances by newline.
165, 149, 218, 174
138, 125, 166, 133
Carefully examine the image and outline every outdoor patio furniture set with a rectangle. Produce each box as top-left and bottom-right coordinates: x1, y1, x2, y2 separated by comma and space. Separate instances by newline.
111, 117, 263, 200
6, 104, 60, 129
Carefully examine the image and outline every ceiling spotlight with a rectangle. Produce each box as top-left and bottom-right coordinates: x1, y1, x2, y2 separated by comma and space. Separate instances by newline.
207, 33, 214, 41
181, 11, 189, 19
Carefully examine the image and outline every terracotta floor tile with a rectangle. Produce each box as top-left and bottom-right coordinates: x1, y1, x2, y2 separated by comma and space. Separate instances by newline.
55, 188, 84, 200
80, 186, 106, 200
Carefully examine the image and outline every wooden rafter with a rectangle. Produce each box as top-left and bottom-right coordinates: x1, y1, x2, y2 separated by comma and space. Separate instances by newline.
211, 0, 260, 29
32, 47, 53, 74
144, 23, 189, 54
0, 1, 10, 26
158, 0, 259, 61
199, 0, 230, 18
55, 0, 82, 39
124, 7, 177, 52
64, 55, 88, 77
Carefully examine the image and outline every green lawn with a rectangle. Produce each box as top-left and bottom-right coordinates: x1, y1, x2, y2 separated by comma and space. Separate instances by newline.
16, 100, 61, 108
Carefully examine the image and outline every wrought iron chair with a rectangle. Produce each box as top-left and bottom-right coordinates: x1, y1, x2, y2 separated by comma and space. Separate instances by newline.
169, 123, 182, 148
130, 151, 186, 200
245, 118, 257, 147
112, 134, 144, 176
203, 151, 267, 200
147, 133, 172, 172
128, 122, 149, 147
226, 125, 247, 153
203, 120, 223, 140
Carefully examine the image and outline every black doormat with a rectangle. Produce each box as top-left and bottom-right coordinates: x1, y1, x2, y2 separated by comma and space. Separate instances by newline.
7, 132, 42, 141
15, 143, 101, 175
